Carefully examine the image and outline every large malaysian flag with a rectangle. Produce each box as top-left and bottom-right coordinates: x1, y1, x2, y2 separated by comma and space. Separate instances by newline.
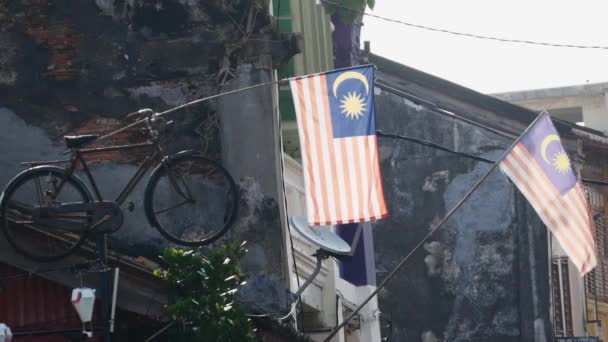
499, 112, 596, 275
289, 65, 388, 226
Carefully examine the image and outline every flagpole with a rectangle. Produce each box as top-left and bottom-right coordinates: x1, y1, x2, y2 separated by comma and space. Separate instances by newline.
323, 111, 548, 342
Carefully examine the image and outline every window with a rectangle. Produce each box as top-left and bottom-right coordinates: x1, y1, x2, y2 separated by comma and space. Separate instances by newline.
553, 256, 574, 337
585, 185, 608, 302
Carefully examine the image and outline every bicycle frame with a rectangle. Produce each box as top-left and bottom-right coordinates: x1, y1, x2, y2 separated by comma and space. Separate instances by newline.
1, 109, 238, 261
22, 132, 169, 207
72, 143, 161, 205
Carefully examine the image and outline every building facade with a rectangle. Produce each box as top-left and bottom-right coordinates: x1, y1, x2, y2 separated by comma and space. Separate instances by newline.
493, 83, 608, 133
0, 0, 301, 340
494, 83, 608, 341
363, 52, 608, 341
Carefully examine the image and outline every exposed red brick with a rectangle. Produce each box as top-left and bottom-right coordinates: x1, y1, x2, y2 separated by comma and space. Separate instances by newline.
14, 0, 82, 81
68, 117, 151, 165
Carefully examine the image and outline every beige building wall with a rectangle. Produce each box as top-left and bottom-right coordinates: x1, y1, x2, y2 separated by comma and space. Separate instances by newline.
493, 83, 608, 134
587, 300, 608, 341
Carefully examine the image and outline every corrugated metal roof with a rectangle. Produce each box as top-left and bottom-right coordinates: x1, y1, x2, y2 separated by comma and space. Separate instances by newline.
0, 262, 99, 341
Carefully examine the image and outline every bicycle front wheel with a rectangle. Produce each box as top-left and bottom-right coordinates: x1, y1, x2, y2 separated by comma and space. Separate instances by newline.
144, 153, 238, 246
0, 166, 93, 261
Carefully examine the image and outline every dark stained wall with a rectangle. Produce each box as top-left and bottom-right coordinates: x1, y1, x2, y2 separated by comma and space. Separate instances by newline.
372, 85, 552, 341
0, 0, 297, 319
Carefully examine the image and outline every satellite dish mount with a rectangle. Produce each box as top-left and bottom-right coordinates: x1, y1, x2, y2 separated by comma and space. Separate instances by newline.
289, 217, 364, 300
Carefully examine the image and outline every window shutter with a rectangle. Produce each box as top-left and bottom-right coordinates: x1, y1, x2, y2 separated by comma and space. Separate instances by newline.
552, 256, 573, 337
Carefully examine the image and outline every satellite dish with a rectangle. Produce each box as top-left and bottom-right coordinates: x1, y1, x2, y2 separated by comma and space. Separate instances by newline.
290, 216, 351, 256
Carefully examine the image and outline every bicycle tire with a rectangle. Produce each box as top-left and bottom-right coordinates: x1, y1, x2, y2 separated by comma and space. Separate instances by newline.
144, 152, 238, 246
0, 166, 93, 262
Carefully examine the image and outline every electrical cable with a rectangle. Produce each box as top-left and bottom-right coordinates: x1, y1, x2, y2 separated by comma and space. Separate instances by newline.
377, 130, 496, 164
274, 66, 302, 324
377, 130, 608, 186
278, 122, 303, 324
374, 81, 518, 140
321, 0, 608, 50
245, 297, 301, 321
153, 64, 367, 118
12, 326, 104, 337
0, 259, 102, 283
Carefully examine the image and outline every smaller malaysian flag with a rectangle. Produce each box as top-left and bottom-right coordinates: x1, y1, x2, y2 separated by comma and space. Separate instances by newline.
499, 113, 596, 275
289, 65, 388, 226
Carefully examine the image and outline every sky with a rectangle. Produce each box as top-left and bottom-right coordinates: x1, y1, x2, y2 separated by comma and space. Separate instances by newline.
359, 0, 608, 94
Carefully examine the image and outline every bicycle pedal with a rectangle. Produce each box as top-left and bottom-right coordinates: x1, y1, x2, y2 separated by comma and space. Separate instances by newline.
90, 202, 124, 233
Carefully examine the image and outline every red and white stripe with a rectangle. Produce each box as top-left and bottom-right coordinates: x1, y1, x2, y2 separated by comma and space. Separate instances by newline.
290, 74, 388, 226
499, 144, 597, 275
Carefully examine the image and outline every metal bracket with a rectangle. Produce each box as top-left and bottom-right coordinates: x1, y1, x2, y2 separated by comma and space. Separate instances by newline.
289, 249, 331, 302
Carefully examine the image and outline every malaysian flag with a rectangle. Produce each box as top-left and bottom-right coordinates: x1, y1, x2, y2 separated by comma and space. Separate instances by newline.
289, 65, 388, 226
499, 112, 596, 275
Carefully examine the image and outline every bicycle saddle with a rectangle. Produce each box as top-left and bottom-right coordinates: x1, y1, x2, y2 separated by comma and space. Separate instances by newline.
64, 134, 99, 148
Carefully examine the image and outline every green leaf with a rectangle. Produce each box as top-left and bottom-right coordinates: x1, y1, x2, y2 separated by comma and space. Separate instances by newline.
367, 0, 375, 10
157, 241, 253, 340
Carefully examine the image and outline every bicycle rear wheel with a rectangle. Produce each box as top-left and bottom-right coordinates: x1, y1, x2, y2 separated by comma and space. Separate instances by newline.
144, 153, 238, 246
0, 167, 92, 261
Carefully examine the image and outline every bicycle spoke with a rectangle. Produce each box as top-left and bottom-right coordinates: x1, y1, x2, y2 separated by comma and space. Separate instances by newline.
177, 173, 195, 201
146, 155, 237, 246
154, 200, 191, 215
1, 168, 91, 261
167, 168, 192, 201
33, 175, 45, 206
51, 214, 91, 219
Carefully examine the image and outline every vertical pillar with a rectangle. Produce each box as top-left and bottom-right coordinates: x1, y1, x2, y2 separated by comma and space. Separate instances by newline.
217, 61, 290, 313
96, 233, 111, 342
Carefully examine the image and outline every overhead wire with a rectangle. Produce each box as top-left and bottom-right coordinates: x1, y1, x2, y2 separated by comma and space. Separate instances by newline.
374, 81, 518, 140
321, 0, 608, 50
378, 130, 608, 186
377, 130, 495, 164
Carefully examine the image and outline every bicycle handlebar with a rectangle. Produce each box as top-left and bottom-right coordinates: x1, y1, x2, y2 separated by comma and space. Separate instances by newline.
125, 108, 154, 120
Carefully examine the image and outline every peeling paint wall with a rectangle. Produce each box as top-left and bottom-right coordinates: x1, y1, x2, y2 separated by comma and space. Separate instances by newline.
0, 0, 297, 315
373, 88, 552, 341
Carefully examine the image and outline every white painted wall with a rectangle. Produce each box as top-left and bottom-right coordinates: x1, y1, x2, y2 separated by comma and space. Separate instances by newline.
282, 153, 381, 341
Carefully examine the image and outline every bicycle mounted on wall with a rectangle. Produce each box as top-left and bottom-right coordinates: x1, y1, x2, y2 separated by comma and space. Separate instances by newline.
0, 109, 238, 262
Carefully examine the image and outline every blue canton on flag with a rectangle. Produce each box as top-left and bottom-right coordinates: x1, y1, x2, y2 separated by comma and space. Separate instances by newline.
326, 69, 376, 138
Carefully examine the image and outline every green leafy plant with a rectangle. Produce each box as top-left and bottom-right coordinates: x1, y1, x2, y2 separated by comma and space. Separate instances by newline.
154, 242, 255, 341
324, 0, 375, 22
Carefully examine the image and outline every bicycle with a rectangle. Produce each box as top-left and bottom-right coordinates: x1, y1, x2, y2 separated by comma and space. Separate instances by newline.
0, 109, 238, 262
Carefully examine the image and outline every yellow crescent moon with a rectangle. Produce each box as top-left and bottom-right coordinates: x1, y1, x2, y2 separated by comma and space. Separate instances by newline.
332, 71, 370, 98
540, 134, 560, 164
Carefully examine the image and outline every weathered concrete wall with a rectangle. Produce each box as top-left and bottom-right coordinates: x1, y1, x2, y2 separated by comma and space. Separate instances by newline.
217, 62, 289, 313
372, 88, 552, 341
0, 0, 295, 314
493, 84, 608, 134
